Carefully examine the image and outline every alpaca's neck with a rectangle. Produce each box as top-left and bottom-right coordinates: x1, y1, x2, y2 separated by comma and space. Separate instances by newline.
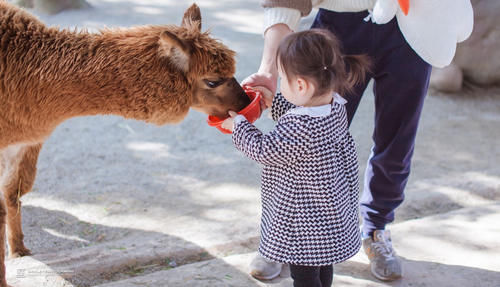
23, 27, 191, 126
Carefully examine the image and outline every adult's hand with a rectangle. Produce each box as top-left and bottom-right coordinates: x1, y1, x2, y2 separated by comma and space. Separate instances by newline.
242, 72, 277, 96
244, 85, 273, 111
243, 72, 277, 112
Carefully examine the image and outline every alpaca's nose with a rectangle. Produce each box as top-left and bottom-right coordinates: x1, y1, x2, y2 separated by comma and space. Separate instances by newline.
227, 77, 251, 111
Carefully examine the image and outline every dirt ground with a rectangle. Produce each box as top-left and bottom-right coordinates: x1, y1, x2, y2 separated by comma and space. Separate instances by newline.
4, 0, 500, 286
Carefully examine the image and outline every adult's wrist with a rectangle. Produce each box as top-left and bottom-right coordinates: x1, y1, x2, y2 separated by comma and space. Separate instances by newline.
260, 23, 292, 79
257, 67, 278, 80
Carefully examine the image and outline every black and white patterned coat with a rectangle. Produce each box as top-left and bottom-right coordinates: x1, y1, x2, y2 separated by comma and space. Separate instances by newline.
232, 93, 361, 266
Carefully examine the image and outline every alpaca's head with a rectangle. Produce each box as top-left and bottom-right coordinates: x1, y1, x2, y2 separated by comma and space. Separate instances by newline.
157, 4, 249, 119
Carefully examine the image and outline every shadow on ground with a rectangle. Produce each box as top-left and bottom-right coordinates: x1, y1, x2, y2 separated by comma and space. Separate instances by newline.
11, 206, 259, 287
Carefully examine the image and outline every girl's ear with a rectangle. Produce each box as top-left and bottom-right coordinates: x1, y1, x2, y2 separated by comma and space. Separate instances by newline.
296, 77, 315, 99
296, 77, 307, 92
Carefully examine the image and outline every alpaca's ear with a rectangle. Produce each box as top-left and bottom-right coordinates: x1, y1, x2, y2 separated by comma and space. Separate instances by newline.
181, 3, 201, 32
159, 31, 191, 73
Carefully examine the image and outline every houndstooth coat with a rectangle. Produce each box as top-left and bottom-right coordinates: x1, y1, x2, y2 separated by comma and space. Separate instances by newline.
232, 93, 361, 266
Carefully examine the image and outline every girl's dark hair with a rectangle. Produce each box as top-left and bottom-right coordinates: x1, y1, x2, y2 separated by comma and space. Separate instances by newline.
276, 28, 371, 97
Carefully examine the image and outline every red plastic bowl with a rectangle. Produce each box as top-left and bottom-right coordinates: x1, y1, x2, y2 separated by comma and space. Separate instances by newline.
207, 88, 262, 134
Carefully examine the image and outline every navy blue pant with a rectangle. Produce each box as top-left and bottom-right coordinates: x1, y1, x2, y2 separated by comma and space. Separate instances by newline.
311, 9, 432, 235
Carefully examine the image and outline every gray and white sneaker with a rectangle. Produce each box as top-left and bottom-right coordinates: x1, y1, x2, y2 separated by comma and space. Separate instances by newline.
249, 253, 283, 280
363, 230, 402, 281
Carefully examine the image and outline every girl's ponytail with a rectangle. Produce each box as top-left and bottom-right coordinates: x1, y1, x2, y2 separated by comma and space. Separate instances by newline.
343, 54, 372, 94
276, 29, 372, 97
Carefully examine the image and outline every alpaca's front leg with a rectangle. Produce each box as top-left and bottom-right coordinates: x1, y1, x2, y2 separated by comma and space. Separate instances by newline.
3, 144, 42, 258
0, 198, 9, 287
0, 156, 9, 286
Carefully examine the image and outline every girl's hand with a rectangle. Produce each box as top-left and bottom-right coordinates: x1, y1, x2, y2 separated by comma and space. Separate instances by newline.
221, 111, 238, 132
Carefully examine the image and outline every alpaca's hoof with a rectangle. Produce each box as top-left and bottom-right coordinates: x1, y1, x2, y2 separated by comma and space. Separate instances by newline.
9, 247, 32, 258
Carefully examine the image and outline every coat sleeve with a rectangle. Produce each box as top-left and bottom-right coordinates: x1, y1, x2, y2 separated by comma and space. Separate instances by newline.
271, 93, 296, 121
232, 117, 311, 167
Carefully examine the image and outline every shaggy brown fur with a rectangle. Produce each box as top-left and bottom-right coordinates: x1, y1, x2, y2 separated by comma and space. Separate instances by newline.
0, 2, 249, 286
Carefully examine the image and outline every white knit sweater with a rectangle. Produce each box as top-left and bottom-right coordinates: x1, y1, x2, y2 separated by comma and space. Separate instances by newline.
263, 0, 474, 68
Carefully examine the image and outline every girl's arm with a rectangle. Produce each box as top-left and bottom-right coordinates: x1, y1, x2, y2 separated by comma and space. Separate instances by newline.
232, 117, 311, 167
270, 93, 296, 121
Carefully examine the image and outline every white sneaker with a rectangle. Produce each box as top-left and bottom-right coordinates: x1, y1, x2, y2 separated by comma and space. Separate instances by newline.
363, 230, 402, 281
249, 253, 283, 280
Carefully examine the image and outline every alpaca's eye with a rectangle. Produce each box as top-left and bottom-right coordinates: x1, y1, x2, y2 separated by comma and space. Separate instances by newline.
204, 79, 223, 88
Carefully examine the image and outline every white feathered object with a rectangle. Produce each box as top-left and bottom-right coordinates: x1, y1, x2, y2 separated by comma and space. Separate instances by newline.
372, 0, 473, 68
396, 0, 473, 67
372, 0, 399, 24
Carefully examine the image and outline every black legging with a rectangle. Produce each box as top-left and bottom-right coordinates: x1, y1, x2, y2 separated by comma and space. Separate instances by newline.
289, 264, 334, 287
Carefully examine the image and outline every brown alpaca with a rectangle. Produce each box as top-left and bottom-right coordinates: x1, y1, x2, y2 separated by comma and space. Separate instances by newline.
0, 2, 249, 286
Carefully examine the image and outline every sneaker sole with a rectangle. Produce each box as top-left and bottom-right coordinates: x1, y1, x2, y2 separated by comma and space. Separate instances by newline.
250, 267, 282, 281
370, 264, 402, 281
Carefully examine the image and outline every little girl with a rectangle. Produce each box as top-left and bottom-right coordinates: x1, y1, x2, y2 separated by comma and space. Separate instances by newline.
222, 29, 370, 287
